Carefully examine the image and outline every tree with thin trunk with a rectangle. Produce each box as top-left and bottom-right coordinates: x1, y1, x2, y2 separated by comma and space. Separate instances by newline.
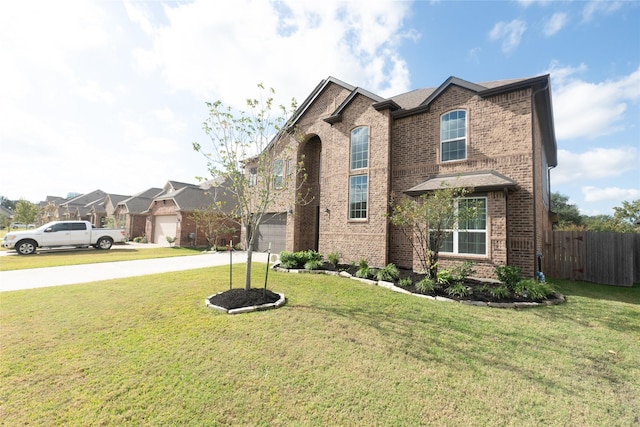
190, 205, 238, 250
388, 183, 477, 279
13, 199, 40, 226
193, 84, 305, 291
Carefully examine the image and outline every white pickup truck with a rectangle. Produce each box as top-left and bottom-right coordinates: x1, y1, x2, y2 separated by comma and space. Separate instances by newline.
2, 220, 127, 255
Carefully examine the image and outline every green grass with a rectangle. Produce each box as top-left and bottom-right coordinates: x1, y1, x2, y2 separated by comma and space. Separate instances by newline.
0, 246, 203, 271
1, 269, 639, 426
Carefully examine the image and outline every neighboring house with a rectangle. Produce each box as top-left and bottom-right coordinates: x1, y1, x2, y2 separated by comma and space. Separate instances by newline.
0, 205, 13, 227
144, 181, 239, 247
38, 196, 67, 224
58, 190, 108, 222
248, 75, 557, 278
88, 193, 129, 227
114, 188, 163, 240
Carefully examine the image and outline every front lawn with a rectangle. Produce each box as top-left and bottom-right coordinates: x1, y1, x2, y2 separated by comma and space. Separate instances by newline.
1, 267, 638, 426
0, 246, 203, 271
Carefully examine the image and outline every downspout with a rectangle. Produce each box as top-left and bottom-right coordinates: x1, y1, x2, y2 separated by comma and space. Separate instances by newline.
531, 81, 549, 277
504, 188, 509, 267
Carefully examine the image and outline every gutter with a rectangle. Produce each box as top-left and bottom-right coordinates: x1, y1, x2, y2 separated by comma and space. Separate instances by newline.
531, 80, 549, 276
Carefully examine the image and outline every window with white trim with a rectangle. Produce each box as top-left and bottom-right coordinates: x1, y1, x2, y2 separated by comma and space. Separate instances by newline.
440, 110, 467, 162
438, 197, 486, 255
349, 175, 368, 219
350, 126, 369, 170
249, 167, 257, 187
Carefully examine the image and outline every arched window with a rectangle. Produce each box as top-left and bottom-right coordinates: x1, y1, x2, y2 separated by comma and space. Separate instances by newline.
440, 110, 466, 162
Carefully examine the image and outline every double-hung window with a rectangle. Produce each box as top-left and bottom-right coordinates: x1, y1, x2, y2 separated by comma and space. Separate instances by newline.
440, 110, 467, 162
349, 126, 369, 220
438, 197, 487, 255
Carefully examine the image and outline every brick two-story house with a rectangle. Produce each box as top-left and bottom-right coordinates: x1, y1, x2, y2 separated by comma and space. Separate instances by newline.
251, 75, 557, 278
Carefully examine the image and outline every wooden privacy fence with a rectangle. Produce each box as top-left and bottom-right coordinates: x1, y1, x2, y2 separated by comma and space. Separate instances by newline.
542, 231, 640, 287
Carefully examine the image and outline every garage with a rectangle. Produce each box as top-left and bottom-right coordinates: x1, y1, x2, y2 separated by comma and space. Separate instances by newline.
153, 215, 178, 246
253, 213, 287, 252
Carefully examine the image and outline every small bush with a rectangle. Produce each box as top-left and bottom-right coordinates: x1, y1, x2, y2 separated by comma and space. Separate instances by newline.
446, 283, 471, 298
436, 269, 452, 285
327, 250, 341, 268
515, 279, 555, 301
450, 261, 474, 284
398, 278, 413, 288
489, 285, 511, 299
304, 258, 324, 270
279, 250, 323, 269
376, 263, 400, 282
415, 277, 436, 293
495, 265, 522, 289
356, 259, 375, 279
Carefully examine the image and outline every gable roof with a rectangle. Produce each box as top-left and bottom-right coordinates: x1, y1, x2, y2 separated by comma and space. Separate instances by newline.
324, 87, 386, 124
116, 187, 163, 214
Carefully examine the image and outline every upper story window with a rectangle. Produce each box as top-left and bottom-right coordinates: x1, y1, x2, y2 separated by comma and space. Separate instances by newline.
249, 167, 257, 187
440, 110, 467, 162
273, 160, 284, 189
350, 126, 369, 170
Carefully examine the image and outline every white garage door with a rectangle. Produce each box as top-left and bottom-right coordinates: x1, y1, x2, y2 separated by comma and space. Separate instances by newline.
253, 213, 287, 253
154, 215, 177, 246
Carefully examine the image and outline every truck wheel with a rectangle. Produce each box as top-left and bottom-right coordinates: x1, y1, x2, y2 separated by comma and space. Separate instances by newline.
96, 237, 113, 250
16, 239, 37, 255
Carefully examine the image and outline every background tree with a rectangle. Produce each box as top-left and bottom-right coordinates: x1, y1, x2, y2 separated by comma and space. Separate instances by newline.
193, 84, 304, 291
13, 199, 40, 225
191, 205, 238, 250
613, 199, 640, 232
551, 192, 581, 230
388, 184, 477, 279
0, 196, 17, 211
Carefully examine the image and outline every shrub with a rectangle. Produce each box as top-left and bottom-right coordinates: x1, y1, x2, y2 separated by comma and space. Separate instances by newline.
515, 279, 555, 301
376, 263, 400, 282
304, 258, 324, 270
446, 283, 471, 298
398, 278, 413, 288
279, 250, 323, 269
450, 261, 474, 284
489, 285, 511, 299
327, 250, 341, 268
356, 259, 375, 280
436, 269, 452, 285
415, 277, 436, 294
495, 265, 522, 289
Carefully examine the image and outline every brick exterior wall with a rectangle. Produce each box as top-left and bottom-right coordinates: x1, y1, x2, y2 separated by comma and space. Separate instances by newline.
250, 79, 554, 279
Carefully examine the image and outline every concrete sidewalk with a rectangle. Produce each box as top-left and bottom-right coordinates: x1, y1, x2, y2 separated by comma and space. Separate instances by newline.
0, 251, 271, 292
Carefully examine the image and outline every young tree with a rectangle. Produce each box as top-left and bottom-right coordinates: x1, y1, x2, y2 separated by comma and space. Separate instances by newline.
13, 199, 40, 225
613, 199, 640, 231
193, 84, 304, 291
388, 184, 477, 279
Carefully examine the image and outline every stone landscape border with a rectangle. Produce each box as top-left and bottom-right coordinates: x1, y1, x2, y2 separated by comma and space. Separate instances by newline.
206, 291, 287, 315
274, 267, 566, 309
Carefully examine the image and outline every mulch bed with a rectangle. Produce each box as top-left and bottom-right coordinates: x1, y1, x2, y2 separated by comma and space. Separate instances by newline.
301, 263, 558, 304
208, 288, 280, 310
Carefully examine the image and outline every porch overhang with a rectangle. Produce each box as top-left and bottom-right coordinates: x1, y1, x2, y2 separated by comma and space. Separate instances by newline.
404, 171, 517, 196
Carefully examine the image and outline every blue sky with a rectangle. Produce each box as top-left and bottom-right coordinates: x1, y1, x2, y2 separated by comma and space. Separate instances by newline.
1, 0, 638, 216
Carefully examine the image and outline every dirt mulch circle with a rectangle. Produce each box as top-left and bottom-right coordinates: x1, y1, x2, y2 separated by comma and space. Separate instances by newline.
208, 288, 280, 310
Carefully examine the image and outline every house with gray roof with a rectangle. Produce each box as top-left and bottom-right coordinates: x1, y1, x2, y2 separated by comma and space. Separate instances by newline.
245, 74, 557, 278
113, 188, 163, 240
143, 181, 239, 247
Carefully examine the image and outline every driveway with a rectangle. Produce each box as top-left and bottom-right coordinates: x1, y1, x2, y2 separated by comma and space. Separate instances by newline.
0, 251, 271, 292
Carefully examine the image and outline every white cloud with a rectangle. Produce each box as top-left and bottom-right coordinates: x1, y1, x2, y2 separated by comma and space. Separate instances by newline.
0, 1, 110, 80
77, 80, 116, 106
548, 62, 640, 140
129, 0, 415, 108
582, 1, 623, 23
552, 147, 639, 185
582, 186, 640, 202
488, 20, 527, 54
543, 12, 568, 36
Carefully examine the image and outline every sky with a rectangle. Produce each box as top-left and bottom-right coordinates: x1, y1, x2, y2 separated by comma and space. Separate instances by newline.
1, 0, 638, 216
